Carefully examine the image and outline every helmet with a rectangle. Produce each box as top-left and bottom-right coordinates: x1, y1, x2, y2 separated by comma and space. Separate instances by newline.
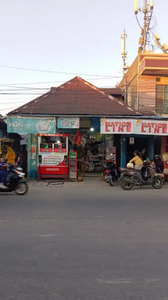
127, 162, 134, 169
154, 155, 161, 160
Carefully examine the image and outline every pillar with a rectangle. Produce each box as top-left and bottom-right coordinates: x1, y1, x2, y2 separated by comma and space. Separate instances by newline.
148, 136, 154, 160
120, 135, 126, 167
28, 134, 38, 179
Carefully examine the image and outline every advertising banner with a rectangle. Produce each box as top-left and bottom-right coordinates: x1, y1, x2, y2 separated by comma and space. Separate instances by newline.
100, 118, 133, 134
100, 118, 168, 136
7, 117, 56, 134
57, 117, 79, 129
42, 154, 64, 166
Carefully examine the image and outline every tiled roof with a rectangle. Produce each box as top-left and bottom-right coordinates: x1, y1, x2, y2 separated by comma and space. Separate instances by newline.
9, 77, 140, 116
100, 88, 122, 95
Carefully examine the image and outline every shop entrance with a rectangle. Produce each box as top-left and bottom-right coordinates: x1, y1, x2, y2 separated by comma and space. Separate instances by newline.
126, 136, 152, 163
69, 132, 114, 177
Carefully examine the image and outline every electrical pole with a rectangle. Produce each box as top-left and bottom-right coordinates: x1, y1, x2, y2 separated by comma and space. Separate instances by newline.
143, 0, 147, 52
121, 29, 128, 76
134, 0, 155, 53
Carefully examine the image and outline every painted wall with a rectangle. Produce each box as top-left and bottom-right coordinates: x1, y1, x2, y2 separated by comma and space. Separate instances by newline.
28, 134, 38, 178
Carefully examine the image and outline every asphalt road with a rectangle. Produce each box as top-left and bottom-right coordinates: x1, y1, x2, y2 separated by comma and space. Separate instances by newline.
0, 179, 168, 300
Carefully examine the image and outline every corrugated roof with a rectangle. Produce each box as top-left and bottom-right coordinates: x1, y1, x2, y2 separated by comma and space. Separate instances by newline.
9, 77, 140, 116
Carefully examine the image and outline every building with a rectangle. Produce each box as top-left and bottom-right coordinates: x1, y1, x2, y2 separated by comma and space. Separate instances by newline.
118, 52, 168, 114
7, 76, 168, 179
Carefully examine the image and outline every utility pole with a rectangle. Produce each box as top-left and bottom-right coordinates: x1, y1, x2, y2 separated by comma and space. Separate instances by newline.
143, 0, 147, 52
121, 29, 129, 76
134, 0, 154, 53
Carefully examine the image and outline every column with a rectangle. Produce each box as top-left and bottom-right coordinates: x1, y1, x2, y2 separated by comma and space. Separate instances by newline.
120, 135, 126, 167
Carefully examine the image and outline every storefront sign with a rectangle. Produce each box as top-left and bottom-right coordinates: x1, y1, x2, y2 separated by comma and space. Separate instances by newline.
100, 119, 132, 134
134, 119, 168, 135
7, 117, 56, 134
100, 118, 168, 136
42, 154, 64, 166
57, 118, 79, 129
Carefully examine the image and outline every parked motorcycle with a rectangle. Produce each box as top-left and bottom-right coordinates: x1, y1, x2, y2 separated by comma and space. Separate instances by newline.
104, 155, 120, 186
0, 164, 28, 195
119, 162, 163, 190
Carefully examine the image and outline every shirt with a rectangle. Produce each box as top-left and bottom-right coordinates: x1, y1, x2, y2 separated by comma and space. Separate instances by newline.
129, 156, 143, 165
5, 153, 16, 164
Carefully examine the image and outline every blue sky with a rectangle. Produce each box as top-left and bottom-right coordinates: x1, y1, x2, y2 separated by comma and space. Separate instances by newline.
0, 0, 167, 115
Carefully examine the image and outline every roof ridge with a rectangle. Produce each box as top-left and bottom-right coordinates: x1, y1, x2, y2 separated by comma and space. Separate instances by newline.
8, 76, 141, 116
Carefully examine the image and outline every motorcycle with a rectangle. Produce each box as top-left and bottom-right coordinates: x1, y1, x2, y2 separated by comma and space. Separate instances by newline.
104, 155, 120, 186
0, 164, 28, 195
119, 162, 163, 190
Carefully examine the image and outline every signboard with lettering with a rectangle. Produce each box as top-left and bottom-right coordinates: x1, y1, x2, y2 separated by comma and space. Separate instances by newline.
57, 118, 79, 129
100, 118, 168, 136
42, 154, 64, 166
134, 119, 168, 135
100, 119, 132, 134
8, 117, 56, 134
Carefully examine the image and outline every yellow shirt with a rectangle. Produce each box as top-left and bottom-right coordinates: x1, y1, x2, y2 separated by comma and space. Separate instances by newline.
5, 153, 16, 164
129, 156, 143, 165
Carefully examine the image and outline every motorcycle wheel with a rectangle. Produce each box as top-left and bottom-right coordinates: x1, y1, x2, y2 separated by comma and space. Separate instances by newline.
152, 175, 163, 189
109, 176, 113, 186
15, 182, 28, 195
120, 176, 133, 190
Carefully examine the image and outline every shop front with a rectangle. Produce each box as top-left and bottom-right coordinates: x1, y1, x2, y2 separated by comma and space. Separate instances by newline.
100, 118, 168, 167
55, 117, 114, 178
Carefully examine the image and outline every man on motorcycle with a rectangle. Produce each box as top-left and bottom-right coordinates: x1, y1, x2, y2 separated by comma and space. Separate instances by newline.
154, 155, 164, 173
0, 161, 8, 187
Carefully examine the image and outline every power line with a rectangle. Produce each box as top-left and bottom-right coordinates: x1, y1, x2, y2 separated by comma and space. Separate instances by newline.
0, 77, 122, 87
0, 65, 122, 78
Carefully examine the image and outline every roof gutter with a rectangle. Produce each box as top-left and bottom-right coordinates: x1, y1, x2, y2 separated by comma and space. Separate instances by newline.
7, 113, 168, 120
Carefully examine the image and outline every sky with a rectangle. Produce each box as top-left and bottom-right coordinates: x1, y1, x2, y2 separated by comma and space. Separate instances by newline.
0, 0, 168, 115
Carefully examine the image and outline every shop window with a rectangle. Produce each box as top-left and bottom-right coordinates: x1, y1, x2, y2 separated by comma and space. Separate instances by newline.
80, 118, 91, 128
40, 136, 66, 153
164, 86, 168, 113
156, 85, 168, 114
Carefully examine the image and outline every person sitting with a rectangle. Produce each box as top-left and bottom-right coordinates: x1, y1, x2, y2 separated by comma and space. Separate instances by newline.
129, 150, 143, 170
0, 162, 8, 187
16, 154, 23, 167
154, 155, 164, 173
5, 147, 16, 165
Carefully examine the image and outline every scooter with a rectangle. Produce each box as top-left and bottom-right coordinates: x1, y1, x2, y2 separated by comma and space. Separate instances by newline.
0, 164, 28, 195
119, 162, 163, 190
104, 155, 120, 186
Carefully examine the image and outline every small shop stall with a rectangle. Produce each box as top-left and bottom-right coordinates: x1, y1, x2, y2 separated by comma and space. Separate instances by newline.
37, 134, 69, 179
69, 132, 115, 175
0, 138, 14, 161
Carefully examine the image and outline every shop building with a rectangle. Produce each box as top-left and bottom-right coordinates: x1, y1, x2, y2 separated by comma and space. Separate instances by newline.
7, 76, 166, 180
118, 52, 168, 114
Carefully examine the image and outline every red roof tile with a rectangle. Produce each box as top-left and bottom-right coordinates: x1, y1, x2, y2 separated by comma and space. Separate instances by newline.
100, 87, 122, 95
9, 77, 140, 116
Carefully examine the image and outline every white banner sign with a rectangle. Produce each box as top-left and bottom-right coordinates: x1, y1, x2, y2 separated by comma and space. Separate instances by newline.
42, 154, 64, 166
57, 117, 79, 129
100, 118, 168, 136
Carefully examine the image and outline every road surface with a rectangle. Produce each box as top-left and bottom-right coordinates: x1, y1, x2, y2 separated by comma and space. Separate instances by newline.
0, 179, 168, 300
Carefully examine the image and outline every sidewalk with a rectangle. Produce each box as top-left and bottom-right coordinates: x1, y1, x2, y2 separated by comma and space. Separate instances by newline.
28, 177, 168, 189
